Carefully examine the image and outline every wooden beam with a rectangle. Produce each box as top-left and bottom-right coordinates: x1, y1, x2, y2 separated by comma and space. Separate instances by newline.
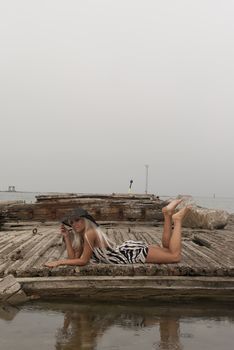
18, 276, 234, 302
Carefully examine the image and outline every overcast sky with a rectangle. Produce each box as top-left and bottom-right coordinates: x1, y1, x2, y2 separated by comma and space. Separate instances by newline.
0, 1, 234, 196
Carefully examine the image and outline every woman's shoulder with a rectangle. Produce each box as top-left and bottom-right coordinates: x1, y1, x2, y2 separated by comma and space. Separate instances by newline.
84, 228, 97, 241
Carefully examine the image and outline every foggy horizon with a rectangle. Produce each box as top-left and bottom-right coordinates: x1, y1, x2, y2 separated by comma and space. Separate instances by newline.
1, 1, 234, 197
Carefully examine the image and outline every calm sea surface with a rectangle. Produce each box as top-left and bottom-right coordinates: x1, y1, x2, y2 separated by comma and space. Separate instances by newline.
0, 192, 234, 213
0, 301, 233, 350
0, 191, 52, 203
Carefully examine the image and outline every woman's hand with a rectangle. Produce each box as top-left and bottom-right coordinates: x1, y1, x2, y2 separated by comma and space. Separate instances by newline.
60, 224, 70, 238
45, 258, 87, 267
45, 260, 61, 268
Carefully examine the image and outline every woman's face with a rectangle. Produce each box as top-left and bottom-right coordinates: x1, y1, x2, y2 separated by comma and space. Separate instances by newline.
71, 218, 85, 234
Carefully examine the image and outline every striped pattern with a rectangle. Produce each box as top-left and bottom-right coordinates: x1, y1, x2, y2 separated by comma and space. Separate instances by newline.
91, 240, 149, 264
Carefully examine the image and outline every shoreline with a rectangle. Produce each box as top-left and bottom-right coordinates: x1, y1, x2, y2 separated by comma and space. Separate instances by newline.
1, 190, 234, 198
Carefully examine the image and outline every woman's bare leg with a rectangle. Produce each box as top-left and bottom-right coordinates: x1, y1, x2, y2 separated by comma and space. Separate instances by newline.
146, 206, 191, 264
161, 211, 172, 249
168, 216, 182, 259
161, 199, 183, 248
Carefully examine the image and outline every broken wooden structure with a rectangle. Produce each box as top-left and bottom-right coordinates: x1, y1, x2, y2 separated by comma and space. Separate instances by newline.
0, 200, 24, 231
0, 274, 28, 305
1, 193, 165, 223
0, 215, 234, 302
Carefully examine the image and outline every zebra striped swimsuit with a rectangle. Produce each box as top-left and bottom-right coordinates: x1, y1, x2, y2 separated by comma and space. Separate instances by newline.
91, 240, 149, 264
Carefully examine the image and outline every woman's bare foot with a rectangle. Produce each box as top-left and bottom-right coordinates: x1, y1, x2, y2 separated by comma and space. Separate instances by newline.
172, 206, 191, 222
162, 198, 184, 216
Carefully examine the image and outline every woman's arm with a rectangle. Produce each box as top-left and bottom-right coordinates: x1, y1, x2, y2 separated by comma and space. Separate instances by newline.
45, 229, 95, 268
60, 225, 75, 259
74, 247, 82, 258
64, 235, 76, 259
45, 257, 87, 268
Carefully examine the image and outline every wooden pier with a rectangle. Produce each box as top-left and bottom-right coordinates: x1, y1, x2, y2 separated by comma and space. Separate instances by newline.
1, 216, 234, 302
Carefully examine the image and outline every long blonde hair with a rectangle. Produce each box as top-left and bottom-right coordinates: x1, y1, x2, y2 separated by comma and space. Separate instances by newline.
72, 218, 115, 253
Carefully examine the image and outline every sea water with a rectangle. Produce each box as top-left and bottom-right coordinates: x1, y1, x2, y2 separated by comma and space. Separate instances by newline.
0, 301, 233, 350
0, 191, 39, 203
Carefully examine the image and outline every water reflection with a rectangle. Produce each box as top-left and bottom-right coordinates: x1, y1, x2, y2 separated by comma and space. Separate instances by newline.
54, 304, 184, 350
158, 318, 181, 350
1, 301, 234, 350
0, 303, 19, 321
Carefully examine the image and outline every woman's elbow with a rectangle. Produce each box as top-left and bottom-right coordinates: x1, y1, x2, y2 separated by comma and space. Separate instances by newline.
77, 259, 89, 266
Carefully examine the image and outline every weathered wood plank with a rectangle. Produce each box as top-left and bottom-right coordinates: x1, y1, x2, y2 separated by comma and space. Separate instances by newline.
183, 241, 224, 268
29, 245, 65, 277
197, 232, 234, 260
14, 234, 60, 277
0, 274, 28, 304
0, 231, 35, 256
18, 276, 234, 302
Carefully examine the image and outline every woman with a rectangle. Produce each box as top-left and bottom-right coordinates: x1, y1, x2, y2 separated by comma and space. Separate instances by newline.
45, 199, 190, 268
